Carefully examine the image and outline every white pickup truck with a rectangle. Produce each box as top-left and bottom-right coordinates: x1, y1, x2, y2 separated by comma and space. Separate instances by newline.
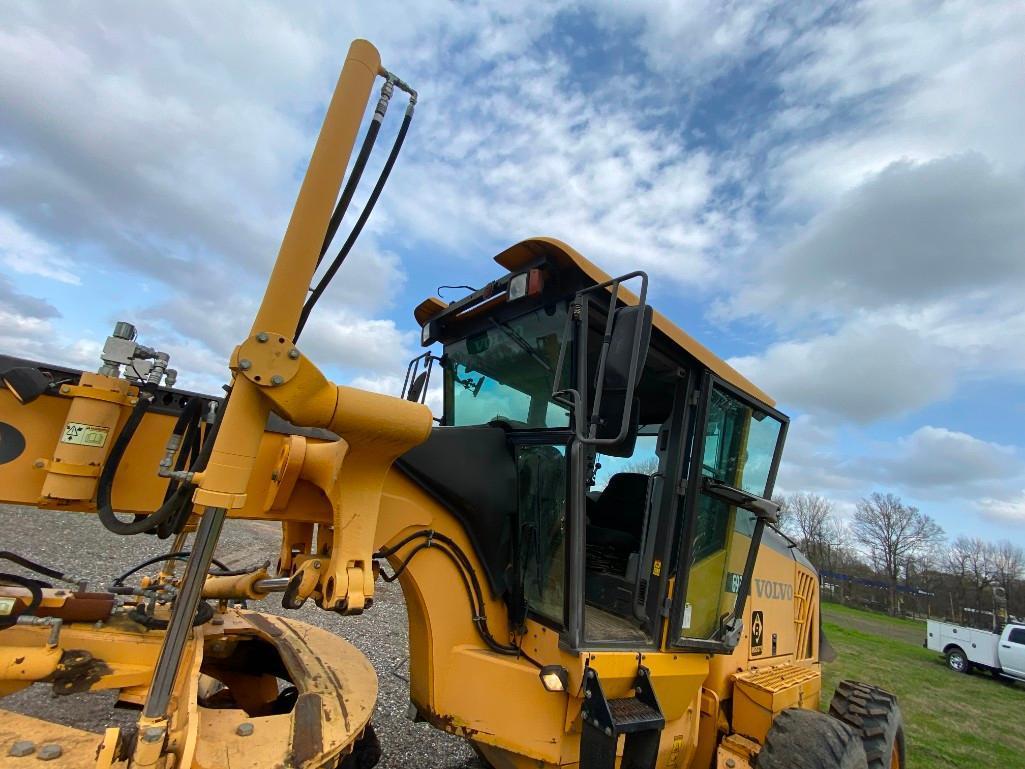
926, 619, 1025, 681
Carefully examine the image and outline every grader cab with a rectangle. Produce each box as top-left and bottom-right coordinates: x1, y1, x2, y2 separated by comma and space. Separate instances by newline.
0, 39, 903, 769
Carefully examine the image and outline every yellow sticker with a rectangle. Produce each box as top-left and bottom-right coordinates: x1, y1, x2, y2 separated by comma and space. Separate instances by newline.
61, 422, 110, 448
0, 597, 15, 616
652, 559, 662, 576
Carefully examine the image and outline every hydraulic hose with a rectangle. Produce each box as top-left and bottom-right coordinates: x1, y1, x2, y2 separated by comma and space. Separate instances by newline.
316, 118, 382, 269
296, 105, 414, 340
111, 551, 233, 587
376, 529, 522, 656
97, 390, 198, 536
0, 572, 44, 628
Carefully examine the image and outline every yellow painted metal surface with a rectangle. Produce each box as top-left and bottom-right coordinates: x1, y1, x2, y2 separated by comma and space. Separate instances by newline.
40, 372, 135, 502
196, 39, 382, 509
731, 663, 822, 744
0, 711, 105, 769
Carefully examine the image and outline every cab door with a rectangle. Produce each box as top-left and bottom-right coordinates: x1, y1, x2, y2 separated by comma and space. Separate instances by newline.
1000, 626, 1025, 677
668, 373, 788, 652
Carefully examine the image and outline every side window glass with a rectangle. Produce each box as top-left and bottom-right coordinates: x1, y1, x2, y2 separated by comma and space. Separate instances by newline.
518, 444, 568, 624
1009, 628, 1025, 645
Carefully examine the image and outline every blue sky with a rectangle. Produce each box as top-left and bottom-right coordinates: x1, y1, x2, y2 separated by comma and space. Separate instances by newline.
1, 1, 1024, 546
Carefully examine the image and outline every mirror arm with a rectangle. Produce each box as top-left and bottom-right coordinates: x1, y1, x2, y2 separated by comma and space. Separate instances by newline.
700, 477, 781, 524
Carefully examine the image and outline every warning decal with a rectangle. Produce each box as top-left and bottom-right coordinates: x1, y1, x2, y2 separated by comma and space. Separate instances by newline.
61, 422, 110, 448
751, 610, 764, 656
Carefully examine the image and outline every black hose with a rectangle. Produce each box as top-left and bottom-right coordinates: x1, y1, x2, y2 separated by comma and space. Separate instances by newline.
295, 108, 414, 340
129, 599, 214, 630
96, 391, 200, 536
0, 552, 68, 584
111, 551, 233, 586
0, 572, 44, 628
377, 529, 522, 656
316, 118, 382, 269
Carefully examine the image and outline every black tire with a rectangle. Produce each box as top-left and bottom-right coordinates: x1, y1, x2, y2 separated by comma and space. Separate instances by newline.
756, 707, 868, 769
945, 646, 971, 674
337, 722, 381, 769
829, 680, 905, 769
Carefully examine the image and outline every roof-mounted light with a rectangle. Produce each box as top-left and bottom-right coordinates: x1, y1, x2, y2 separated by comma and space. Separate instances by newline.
507, 269, 543, 302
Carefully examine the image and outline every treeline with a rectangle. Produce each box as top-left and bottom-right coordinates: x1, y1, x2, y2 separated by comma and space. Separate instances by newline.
773, 491, 1025, 624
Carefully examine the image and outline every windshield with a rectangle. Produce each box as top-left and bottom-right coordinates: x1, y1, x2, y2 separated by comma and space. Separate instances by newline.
444, 304, 570, 428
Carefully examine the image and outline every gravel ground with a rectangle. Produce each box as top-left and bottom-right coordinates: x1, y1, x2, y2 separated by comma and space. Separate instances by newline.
0, 504, 484, 769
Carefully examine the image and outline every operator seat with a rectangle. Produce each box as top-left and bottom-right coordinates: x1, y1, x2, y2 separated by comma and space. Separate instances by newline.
586, 473, 650, 573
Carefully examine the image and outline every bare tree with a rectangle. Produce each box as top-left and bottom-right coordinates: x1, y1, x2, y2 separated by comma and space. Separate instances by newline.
991, 540, 1024, 617
782, 492, 834, 571
851, 492, 945, 615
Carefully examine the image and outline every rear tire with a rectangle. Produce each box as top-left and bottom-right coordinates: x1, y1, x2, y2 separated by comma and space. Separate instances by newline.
945, 646, 971, 674
756, 707, 868, 769
829, 680, 905, 769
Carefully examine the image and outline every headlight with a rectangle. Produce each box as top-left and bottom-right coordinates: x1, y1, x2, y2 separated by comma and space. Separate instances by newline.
508, 272, 528, 301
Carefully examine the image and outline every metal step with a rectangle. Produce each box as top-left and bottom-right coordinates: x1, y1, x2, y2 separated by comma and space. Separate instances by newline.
579, 666, 665, 769
607, 695, 663, 732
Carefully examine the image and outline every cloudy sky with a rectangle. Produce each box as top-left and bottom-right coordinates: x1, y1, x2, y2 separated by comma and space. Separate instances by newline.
2, 2, 1023, 545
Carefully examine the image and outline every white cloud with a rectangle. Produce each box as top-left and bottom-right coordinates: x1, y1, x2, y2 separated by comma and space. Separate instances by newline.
0, 214, 80, 285
978, 493, 1025, 524
874, 426, 1021, 491
727, 155, 1025, 322
729, 320, 955, 422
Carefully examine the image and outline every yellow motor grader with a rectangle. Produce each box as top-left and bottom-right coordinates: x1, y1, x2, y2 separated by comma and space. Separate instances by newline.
0, 40, 904, 769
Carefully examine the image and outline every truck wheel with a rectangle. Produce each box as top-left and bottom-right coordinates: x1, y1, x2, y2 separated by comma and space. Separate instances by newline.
756, 707, 868, 769
945, 646, 971, 674
337, 722, 381, 769
829, 680, 905, 769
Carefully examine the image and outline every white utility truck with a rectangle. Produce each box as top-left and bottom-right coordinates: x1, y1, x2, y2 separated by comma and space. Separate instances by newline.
926, 619, 1025, 681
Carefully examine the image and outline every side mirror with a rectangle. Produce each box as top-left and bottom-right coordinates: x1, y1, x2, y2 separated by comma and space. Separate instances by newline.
406, 370, 428, 403
594, 304, 652, 457
401, 352, 438, 404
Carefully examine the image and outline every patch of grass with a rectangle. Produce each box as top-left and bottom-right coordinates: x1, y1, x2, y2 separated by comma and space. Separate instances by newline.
821, 616, 1025, 769
822, 600, 926, 631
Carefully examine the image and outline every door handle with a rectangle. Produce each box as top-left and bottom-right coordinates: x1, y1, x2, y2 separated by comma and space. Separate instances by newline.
1001, 644, 1011, 648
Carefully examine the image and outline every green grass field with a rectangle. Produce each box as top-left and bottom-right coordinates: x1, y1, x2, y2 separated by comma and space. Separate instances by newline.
820, 603, 1025, 769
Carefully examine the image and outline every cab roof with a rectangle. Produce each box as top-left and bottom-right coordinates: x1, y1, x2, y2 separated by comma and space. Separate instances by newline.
414, 237, 774, 407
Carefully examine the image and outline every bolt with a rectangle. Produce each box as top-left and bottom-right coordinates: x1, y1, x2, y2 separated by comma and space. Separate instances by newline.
236, 723, 254, 737
288, 348, 300, 359
60, 385, 70, 394
256, 333, 269, 343
726, 760, 736, 769
238, 359, 252, 371
635, 687, 643, 695
33, 460, 45, 469
8, 741, 34, 757
142, 727, 164, 743
313, 560, 322, 569
270, 375, 284, 386
36, 744, 62, 761
585, 690, 592, 698
603, 727, 612, 737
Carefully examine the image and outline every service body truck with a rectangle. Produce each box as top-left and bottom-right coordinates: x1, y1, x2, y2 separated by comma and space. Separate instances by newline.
926, 619, 1025, 681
